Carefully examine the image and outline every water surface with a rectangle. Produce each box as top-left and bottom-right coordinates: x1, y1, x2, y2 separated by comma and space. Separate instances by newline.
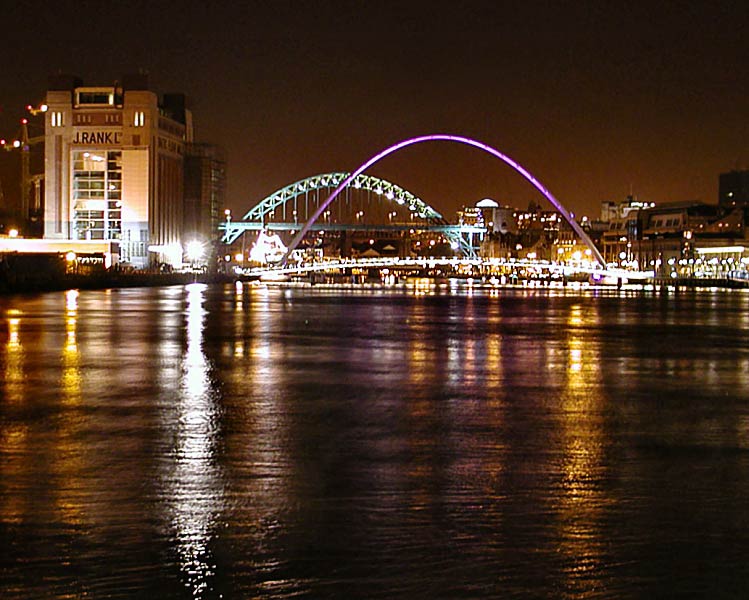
2, 284, 749, 598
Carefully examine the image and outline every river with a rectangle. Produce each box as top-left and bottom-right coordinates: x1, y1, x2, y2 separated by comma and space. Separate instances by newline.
2, 283, 749, 598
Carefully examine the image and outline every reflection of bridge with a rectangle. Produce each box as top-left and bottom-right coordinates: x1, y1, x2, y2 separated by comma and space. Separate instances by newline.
239, 256, 652, 281
221, 172, 485, 257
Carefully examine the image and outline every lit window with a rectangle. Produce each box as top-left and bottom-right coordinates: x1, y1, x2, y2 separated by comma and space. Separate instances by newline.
134, 111, 145, 127
51, 111, 64, 127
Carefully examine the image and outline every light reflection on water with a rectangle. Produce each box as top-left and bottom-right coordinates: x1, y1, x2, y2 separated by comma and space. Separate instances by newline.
164, 283, 225, 596
1, 285, 749, 597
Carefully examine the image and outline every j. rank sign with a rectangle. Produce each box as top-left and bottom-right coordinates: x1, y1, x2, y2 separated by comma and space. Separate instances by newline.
73, 131, 122, 144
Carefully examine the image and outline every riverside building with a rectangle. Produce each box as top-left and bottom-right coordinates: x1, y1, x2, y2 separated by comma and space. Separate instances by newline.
43, 74, 193, 268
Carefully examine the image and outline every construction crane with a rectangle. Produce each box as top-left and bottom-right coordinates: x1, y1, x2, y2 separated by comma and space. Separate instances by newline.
1, 102, 46, 234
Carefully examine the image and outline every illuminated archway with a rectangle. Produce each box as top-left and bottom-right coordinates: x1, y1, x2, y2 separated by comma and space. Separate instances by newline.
241, 172, 443, 223
285, 134, 605, 266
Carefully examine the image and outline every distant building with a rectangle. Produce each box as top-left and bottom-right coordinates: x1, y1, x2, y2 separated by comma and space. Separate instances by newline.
456, 206, 483, 227
599, 200, 749, 275
600, 195, 655, 222
718, 169, 749, 210
183, 143, 226, 245
43, 73, 193, 268
475, 198, 519, 235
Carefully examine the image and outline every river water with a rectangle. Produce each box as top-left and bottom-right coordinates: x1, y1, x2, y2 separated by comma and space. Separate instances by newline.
1, 283, 749, 598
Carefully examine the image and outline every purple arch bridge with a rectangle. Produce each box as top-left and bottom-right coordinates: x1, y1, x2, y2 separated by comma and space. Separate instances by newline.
285, 134, 605, 266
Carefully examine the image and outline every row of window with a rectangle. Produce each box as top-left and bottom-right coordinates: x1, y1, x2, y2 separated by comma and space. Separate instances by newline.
72, 150, 123, 241
50, 111, 145, 127
650, 217, 683, 228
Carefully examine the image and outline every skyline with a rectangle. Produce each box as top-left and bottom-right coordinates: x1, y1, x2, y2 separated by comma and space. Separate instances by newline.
2, 1, 748, 221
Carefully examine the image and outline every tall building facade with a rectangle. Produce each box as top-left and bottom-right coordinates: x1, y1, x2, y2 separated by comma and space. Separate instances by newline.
183, 143, 226, 244
43, 74, 193, 267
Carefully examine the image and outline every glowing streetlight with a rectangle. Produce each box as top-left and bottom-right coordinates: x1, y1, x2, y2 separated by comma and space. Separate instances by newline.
186, 240, 205, 263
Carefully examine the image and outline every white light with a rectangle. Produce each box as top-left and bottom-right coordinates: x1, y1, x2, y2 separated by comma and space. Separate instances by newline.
8, 228, 19, 238
186, 241, 205, 262
695, 246, 745, 254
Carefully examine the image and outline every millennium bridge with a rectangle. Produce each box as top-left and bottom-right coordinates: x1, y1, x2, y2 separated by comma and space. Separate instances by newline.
220, 134, 650, 280
236, 256, 650, 282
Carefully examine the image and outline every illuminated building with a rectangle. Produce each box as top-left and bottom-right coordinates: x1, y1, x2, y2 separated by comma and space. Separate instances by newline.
43, 74, 193, 268
456, 206, 483, 227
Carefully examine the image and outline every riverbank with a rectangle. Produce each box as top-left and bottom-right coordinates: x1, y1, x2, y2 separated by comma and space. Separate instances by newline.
0, 270, 237, 295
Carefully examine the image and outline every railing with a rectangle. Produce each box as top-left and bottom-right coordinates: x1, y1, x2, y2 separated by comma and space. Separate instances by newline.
237, 257, 653, 281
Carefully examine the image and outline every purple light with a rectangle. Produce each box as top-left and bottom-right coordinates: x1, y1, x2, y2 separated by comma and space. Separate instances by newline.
285, 134, 605, 266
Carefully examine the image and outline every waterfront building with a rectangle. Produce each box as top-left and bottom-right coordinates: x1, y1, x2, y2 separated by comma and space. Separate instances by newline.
183, 143, 226, 246
43, 74, 193, 268
600, 199, 749, 277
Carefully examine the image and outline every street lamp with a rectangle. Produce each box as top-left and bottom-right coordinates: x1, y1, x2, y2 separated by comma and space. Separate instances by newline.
186, 240, 205, 265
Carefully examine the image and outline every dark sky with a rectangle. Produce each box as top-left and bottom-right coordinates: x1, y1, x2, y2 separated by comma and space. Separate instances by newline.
2, 0, 747, 219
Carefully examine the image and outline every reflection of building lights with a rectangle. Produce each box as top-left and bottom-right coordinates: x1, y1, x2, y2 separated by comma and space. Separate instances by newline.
65, 316, 78, 353
167, 283, 224, 595
66, 289, 79, 313
8, 317, 21, 350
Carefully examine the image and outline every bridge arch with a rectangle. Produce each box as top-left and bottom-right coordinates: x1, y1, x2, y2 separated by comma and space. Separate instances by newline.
242, 172, 445, 223
284, 134, 605, 266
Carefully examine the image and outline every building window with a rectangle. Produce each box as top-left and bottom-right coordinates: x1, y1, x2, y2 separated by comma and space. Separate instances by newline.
71, 150, 122, 241
76, 91, 114, 106
134, 111, 145, 127
50, 111, 64, 127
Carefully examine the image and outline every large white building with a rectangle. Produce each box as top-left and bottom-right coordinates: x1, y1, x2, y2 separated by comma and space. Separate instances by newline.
43, 74, 193, 268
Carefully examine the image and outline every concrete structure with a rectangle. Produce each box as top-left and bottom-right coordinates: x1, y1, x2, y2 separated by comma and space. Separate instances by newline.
183, 143, 226, 245
43, 74, 193, 268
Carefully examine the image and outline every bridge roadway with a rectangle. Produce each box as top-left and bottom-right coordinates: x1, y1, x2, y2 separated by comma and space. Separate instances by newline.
223, 221, 486, 233
238, 257, 652, 281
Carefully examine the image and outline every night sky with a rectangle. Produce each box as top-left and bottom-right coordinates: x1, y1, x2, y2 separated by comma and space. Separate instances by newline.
1, 0, 747, 220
